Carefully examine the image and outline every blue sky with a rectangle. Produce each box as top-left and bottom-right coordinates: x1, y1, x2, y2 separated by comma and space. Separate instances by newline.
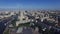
0, 0, 60, 9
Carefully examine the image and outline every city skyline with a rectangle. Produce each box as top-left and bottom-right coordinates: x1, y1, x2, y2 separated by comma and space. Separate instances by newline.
0, 0, 60, 10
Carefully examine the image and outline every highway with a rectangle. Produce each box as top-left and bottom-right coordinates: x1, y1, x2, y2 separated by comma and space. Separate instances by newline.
0, 15, 18, 34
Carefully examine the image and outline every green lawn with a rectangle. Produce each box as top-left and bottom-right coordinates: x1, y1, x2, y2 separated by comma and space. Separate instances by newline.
17, 22, 30, 28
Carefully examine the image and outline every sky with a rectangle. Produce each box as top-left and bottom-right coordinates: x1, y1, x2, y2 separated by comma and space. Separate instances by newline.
0, 0, 60, 10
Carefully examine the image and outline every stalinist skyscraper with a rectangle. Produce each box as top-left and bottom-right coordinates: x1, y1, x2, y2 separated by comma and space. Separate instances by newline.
20, 11, 24, 21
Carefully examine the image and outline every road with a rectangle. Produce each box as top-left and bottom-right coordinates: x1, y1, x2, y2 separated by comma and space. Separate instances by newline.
0, 15, 18, 34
